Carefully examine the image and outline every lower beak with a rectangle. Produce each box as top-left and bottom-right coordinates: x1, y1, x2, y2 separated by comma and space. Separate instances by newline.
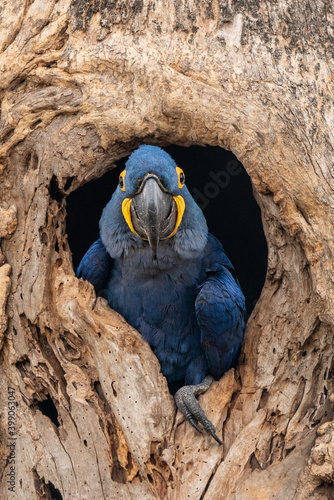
130, 177, 177, 259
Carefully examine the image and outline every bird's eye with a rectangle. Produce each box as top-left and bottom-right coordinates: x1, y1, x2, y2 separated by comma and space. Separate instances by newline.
119, 170, 126, 191
176, 167, 185, 188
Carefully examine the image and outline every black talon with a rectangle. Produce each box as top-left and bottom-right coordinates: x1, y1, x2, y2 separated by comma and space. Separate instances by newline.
210, 431, 223, 445
188, 418, 202, 434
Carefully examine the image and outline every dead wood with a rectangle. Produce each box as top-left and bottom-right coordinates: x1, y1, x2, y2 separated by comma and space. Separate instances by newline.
0, 1, 334, 499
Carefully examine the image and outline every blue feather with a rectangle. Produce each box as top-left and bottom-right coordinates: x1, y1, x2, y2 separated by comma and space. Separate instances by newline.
195, 237, 246, 379
76, 238, 112, 292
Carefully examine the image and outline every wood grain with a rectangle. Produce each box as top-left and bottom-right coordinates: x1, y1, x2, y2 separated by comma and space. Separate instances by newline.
0, 1, 333, 498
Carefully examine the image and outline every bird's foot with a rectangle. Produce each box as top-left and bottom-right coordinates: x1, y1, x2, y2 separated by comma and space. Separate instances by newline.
174, 375, 222, 444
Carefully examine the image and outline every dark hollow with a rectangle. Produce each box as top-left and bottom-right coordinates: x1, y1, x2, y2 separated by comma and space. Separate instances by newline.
47, 481, 63, 500
37, 394, 60, 428
66, 145, 267, 313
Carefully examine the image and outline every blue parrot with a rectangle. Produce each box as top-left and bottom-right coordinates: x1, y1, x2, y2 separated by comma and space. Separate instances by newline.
77, 145, 246, 443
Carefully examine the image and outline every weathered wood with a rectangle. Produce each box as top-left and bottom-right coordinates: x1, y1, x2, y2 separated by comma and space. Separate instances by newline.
0, 1, 333, 498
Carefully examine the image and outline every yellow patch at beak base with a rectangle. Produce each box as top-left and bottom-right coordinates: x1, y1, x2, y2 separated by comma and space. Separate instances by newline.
122, 198, 139, 236
167, 195, 185, 238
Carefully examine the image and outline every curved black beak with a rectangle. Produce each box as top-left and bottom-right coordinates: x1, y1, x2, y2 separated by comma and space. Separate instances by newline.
130, 175, 177, 259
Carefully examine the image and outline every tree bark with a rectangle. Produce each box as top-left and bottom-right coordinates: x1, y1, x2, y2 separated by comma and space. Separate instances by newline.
1, 1, 334, 499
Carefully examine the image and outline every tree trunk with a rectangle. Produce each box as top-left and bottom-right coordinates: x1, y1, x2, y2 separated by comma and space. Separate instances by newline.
1, 1, 334, 498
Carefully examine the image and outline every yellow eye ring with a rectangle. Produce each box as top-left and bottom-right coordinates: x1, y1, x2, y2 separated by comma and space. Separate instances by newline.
176, 167, 185, 188
119, 170, 126, 191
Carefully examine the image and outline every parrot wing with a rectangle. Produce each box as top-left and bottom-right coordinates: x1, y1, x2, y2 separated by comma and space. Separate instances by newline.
76, 238, 112, 292
195, 234, 246, 380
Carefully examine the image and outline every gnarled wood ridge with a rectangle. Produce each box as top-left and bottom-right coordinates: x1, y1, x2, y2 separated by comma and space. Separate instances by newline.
0, 1, 333, 499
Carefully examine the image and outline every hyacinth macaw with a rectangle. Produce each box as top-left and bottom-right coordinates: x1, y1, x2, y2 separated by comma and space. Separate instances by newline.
77, 145, 246, 443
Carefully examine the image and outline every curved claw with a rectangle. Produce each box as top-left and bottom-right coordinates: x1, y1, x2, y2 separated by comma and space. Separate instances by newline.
174, 376, 222, 445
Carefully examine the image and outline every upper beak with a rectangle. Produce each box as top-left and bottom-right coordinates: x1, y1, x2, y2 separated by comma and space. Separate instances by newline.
130, 176, 177, 259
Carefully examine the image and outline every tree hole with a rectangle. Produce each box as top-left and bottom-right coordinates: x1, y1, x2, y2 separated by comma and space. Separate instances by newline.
34, 471, 63, 500
47, 481, 63, 500
66, 145, 267, 313
49, 175, 66, 202
37, 394, 60, 428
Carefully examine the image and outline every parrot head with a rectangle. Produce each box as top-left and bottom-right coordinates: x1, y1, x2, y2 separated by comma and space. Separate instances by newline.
119, 145, 187, 259
100, 145, 208, 262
